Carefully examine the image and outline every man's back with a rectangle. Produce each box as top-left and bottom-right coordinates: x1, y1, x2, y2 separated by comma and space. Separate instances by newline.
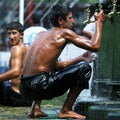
23, 28, 70, 76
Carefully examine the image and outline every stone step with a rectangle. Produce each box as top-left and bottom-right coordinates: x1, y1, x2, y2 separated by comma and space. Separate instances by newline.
106, 112, 120, 120
74, 100, 120, 120
88, 104, 120, 120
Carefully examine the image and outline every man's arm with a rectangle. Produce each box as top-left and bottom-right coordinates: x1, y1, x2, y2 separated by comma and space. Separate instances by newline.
64, 11, 106, 52
0, 46, 22, 82
55, 51, 94, 70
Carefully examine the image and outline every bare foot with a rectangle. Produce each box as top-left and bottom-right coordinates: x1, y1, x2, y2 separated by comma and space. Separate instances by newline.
28, 109, 48, 118
58, 111, 86, 120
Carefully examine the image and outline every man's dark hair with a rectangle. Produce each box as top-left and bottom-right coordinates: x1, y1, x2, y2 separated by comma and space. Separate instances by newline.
6, 22, 24, 32
32, 12, 40, 24
50, 4, 72, 27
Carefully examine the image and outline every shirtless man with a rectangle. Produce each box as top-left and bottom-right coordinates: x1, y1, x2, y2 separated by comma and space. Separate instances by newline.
0, 22, 30, 106
20, 4, 106, 119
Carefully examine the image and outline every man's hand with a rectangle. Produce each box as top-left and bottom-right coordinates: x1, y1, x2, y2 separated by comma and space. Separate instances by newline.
94, 10, 106, 23
82, 51, 97, 63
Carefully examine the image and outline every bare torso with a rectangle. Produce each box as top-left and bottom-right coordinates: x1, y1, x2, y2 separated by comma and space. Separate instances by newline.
10, 43, 28, 92
23, 28, 68, 76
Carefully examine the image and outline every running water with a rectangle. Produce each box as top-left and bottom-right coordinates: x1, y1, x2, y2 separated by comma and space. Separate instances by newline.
59, 43, 106, 102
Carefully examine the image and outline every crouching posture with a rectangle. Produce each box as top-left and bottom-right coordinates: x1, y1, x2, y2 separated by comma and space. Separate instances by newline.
20, 3, 106, 119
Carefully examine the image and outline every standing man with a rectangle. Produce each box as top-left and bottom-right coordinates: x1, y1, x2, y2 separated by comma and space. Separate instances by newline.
24, 12, 47, 46
20, 4, 106, 119
0, 22, 30, 106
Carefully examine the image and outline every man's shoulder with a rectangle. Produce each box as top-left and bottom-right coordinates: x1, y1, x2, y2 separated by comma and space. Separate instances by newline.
61, 28, 74, 35
10, 45, 27, 57
11, 44, 26, 51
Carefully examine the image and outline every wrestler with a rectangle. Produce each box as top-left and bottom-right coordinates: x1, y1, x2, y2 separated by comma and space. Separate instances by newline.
0, 22, 30, 106
20, 4, 106, 119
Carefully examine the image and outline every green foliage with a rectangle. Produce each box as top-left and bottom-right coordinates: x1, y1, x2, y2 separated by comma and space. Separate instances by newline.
41, 93, 67, 107
78, 0, 98, 3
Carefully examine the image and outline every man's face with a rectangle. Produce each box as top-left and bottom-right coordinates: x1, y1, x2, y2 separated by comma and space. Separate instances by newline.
62, 12, 75, 29
7, 30, 22, 46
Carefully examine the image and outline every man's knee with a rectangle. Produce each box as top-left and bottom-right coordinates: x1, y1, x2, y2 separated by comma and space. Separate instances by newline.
83, 62, 92, 80
77, 61, 92, 79
77, 62, 92, 89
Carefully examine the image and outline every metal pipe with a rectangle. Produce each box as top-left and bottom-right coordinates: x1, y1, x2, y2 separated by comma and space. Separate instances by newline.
19, 0, 24, 25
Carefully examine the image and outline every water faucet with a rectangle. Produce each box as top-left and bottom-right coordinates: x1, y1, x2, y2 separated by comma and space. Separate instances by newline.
83, 7, 91, 25
107, 0, 120, 19
83, 3, 103, 25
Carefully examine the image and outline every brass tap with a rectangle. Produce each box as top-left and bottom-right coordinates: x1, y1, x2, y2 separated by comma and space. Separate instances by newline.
99, 3, 103, 11
107, 0, 120, 19
83, 3, 103, 25
83, 7, 91, 25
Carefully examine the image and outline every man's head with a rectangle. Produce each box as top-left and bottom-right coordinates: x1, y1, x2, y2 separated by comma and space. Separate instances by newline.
50, 4, 74, 28
6, 22, 24, 46
32, 13, 40, 25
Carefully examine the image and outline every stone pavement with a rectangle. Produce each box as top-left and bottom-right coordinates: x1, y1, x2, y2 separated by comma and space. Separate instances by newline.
0, 105, 78, 120
39, 109, 69, 120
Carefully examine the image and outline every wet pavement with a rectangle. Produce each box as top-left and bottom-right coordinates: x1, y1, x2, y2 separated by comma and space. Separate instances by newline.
0, 106, 70, 120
